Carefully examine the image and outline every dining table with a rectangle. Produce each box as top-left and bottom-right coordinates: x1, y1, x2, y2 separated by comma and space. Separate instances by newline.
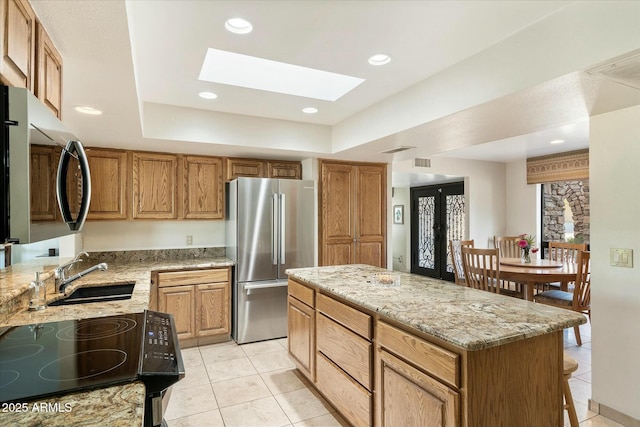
499, 257, 578, 301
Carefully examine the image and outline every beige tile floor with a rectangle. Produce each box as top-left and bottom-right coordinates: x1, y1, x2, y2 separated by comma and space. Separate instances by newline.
166, 321, 622, 427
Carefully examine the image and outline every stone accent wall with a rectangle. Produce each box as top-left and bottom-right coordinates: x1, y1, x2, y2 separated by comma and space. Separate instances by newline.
543, 181, 590, 243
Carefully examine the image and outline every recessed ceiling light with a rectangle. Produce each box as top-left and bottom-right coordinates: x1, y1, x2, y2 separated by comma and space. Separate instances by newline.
302, 107, 318, 114
74, 106, 102, 115
199, 48, 365, 101
199, 91, 218, 99
550, 139, 565, 144
225, 18, 253, 34
368, 54, 391, 66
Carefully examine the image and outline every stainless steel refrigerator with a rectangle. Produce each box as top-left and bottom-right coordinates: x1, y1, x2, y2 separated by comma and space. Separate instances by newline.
226, 177, 316, 344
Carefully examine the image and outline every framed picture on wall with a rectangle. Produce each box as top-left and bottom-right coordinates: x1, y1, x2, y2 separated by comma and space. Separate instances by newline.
393, 205, 404, 224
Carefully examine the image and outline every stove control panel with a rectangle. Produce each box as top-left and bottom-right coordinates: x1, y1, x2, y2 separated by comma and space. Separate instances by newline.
140, 310, 184, 377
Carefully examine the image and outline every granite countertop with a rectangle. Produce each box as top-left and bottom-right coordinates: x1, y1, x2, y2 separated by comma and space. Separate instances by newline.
286, 264, 587, 351
0, 251, 234, 426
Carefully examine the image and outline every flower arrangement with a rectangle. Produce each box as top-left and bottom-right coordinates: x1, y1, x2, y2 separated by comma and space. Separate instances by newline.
517, 234, 538, 263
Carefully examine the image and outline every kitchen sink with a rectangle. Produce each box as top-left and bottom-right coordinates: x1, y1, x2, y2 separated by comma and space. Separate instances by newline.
48, 283, 135, 306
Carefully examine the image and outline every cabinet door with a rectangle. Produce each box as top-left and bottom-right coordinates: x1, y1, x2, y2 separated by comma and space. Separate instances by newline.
182, 156, 224, 219
35, 22, 62, 119
87, 149, 129, 220
356, 164, 386, 268
195, 282, 229, 337
158, 285, 195, 340
132, 152, 178, 219
288, 295, 315, 381
30, 144, 57, 221
319, 162, 356, 266
268, 161, 301, 180
225, 157, 265, 181
0, 0, 35, 89
377, 349, 459, 427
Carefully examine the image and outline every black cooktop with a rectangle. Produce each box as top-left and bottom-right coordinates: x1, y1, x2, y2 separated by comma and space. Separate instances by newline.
0, 311, 183, 404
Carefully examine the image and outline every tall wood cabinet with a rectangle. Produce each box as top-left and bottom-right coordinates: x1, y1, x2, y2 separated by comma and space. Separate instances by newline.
86, 148, 129, 220
319, 160, 387, 267
156, 267, 231, 348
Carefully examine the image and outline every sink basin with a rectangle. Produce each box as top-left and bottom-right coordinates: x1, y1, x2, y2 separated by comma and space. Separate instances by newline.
49, 283, 135, 306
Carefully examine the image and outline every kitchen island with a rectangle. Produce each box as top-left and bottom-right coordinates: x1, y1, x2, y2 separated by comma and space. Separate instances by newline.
0, 251, 233, 426
286, 264, 587, 427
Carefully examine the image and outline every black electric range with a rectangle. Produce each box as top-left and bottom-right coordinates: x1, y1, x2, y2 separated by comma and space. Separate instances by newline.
0, 310, 184, 426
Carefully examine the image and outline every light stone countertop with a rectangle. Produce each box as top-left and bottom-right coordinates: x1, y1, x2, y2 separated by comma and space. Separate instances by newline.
0, 254, 234, 426
286, 264, 587, 351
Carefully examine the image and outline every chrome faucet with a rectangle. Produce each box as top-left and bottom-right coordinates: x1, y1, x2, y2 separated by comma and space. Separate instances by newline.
55, 252, 108, 293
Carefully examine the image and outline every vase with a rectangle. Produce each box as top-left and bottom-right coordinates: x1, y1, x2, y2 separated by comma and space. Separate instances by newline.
521, 248, 531, 263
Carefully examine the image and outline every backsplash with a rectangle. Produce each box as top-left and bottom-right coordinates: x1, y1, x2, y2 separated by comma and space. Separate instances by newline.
83, 247, 226, 263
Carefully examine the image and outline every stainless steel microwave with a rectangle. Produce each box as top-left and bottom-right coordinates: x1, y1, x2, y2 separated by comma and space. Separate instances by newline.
1, 85, 91, 244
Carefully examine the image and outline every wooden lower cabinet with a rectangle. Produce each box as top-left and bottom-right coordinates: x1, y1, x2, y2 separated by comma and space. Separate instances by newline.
156, 267, 231, 348
287, 294, 315, 382
377, 348, 459, 427
288, 284, 565, 427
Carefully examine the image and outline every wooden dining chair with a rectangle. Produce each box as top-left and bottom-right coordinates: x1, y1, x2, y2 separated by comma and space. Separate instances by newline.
493, 236, 521, 258
461, 247, 523, 298
544, 241, 588, 291
493, 235, 525, 296
534, 251, 591, 345
449, 239, 474, 286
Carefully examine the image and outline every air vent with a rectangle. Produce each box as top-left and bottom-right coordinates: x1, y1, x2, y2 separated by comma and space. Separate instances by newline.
380, 146, 415, 154
414, 158, 431, 168
587, 52, 640, 90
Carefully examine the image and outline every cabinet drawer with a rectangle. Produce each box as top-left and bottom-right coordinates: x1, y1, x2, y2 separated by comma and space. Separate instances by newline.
316, 352, 371, 427
317, 293, 371, 339
317, 313, 371, 390
377, 321, 459, 388
158, 268, 229, 287
288, 279, 315, 307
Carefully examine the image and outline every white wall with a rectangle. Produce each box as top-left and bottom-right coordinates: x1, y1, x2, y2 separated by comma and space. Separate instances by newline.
589, 105, 640, 420
80, 220, 226, 251
391, 187, 410, 272
505, 159, 539, 245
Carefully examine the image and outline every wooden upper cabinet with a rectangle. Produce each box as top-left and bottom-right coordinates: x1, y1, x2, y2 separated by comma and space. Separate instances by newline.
35, 21, 62, 119
319, 160, 386, 268
0, 0, 36, 89
30, 144, 57, 221
225, 157, 265, 181
86, 148, 129, 220
268, 161, 302, 180
226, 157, 302, 181
182, 155, 224, 219
132, 152, 178, 219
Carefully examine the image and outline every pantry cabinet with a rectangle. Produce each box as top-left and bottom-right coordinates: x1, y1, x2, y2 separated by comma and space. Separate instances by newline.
156, 267, 231, 348
86, 148, 129, 220
319, 160, 387, 268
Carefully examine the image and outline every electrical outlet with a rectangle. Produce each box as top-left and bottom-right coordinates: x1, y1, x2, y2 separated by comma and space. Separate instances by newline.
610, 248, 633, 268
186, 235, 193, 245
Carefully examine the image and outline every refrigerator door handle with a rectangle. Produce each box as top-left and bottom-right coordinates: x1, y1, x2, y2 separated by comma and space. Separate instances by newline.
272, 194, 278, 265
280, 194, 286, 264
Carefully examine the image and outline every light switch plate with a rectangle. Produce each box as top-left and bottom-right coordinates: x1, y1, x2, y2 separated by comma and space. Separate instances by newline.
610, 248, 633, 268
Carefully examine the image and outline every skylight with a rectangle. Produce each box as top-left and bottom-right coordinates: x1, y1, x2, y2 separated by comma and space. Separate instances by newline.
199, 48, 365, 101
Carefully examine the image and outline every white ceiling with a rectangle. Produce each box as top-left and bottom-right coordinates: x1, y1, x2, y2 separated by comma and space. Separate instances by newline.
28, 1, 640, 165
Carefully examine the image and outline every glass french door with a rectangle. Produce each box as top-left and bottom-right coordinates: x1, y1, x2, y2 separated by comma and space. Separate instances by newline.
410, 182, 465, 281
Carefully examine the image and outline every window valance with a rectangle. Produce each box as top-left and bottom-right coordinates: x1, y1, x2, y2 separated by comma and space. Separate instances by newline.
526, 149, 589, 184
